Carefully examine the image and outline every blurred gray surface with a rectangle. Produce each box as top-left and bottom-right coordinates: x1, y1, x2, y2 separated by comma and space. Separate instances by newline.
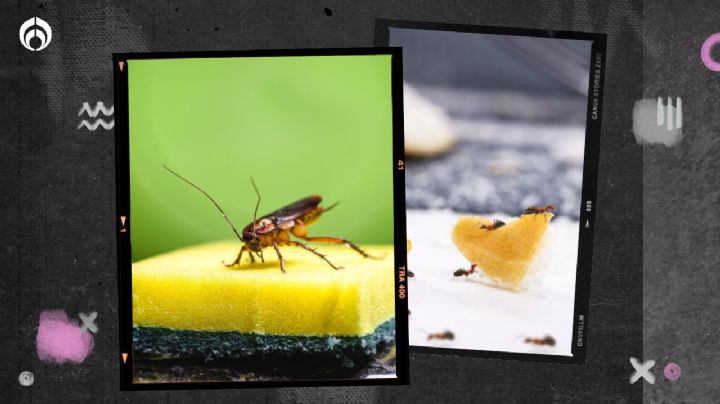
404, 86, 586, 218
396, 29, 591, 220
0, 1, 643, 403
390, 27, 592, 97
406, 138, 585, 218
413, 84, 590, 125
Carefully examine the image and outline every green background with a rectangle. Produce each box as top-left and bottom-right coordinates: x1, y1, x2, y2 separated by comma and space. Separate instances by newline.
128, 55, 395, 262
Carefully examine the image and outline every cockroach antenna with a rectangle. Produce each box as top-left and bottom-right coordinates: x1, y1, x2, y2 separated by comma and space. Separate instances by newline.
249, 177, 264, 262
163, 165, 244, 242
324, 201, 340, 212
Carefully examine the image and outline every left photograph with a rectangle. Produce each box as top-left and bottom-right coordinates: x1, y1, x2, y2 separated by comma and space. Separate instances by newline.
114, 49, 407, 388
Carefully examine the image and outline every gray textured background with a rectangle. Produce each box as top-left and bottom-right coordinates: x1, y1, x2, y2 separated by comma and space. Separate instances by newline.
0, 0, 653, 402
643, 1, 720, 402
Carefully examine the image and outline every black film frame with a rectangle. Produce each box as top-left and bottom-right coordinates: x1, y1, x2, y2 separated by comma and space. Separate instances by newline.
113, 47, 409, 389
375, 19, 606, 365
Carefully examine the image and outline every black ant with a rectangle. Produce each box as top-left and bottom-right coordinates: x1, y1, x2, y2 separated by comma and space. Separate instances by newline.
523, 204, 556, 215
479, 219, 506, 231
524, 335, 555, 346
427, 330, 455, 341
453, 264, 477, 277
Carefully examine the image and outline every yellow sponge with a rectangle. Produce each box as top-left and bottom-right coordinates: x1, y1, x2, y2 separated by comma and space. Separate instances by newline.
452, 213, 553, 289
132, 241, 395, 337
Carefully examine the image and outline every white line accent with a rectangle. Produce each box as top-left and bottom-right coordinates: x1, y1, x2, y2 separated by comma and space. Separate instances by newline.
77, 119, 114, 130
79, 311, 98, 333
629, 357, 655, 384
78, 102, 114, 117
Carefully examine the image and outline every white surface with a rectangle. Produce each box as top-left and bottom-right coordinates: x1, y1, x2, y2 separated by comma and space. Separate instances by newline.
407, 209, 579, 356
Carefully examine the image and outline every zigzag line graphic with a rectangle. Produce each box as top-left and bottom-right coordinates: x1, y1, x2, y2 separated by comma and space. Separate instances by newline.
78, 102, 114, 117
77, 119, 115, 130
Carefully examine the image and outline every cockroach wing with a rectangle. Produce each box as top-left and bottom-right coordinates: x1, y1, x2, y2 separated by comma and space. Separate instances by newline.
262, 195, 322, 230
251, 218, 276, 235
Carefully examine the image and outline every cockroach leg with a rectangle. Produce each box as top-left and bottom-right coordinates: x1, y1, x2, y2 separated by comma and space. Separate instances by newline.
298, 236, 384, 259
223, 246, 246, 268
272, 241, 286, 273
287, 240, 344, 270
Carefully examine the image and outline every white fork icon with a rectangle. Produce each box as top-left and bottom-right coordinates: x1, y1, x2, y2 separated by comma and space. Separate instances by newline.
656, 97, 682, 130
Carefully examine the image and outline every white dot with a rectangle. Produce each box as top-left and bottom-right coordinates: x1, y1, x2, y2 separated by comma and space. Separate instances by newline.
18, 371, 34, 386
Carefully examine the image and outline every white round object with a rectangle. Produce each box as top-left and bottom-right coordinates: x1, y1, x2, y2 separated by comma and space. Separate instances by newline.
403, 83, 456, 157
18, 371, 34, 386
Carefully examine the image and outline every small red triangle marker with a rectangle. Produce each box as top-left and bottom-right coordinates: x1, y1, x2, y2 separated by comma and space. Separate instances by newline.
122, 353, 128, 364
119, 61, 125, 72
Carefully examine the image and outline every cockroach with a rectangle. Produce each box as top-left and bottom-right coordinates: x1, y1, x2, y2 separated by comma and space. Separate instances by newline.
479, 219, 506, 231
524, 335, 556, 346
453, 264, 477, 277
163, 165, 379, 273
523, 204, 556, 215
427, 330, 455, 341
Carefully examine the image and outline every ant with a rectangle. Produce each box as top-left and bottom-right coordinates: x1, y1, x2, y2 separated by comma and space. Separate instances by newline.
427, 330, 455, 341
524, 335, 555, 346
453, 264, 477, 277
479, 219, 506, 231
523, 204, 556, 215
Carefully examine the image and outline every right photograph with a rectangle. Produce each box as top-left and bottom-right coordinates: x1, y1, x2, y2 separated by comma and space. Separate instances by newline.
380, 21, 605, 360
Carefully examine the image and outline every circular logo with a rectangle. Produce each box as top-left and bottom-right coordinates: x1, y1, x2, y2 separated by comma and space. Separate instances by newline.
701, 33, 720, 71
18, 370, 34, 386
19, 17, 52, 51
664, 362, 682, 381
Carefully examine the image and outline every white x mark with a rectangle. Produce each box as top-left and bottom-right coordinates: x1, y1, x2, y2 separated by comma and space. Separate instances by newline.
79, 311, 98, 333
629, 357, 655, 384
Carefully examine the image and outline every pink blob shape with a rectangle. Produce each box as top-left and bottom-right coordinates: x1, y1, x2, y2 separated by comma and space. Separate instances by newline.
701, 33, 720, 71
36, 310, 94, 364
664, 362, 682, 381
